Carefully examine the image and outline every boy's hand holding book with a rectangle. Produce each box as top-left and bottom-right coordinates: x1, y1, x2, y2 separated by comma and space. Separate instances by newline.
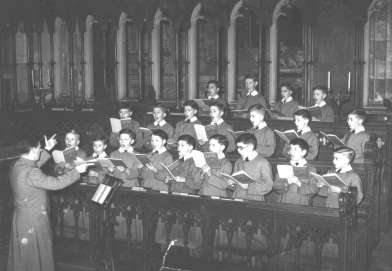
287, 176, 301, 187
330, 186, 342, 193
146, 163, 158, 173
201, 164, 212, 177
116, 165, 126, 172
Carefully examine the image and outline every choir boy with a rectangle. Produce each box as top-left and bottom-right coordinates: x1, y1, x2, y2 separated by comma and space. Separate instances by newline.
274, 84, 299, 117
165, 135, 204, 194
170, 100, 201, 143
142, 129, 174, 191
232, 133, 273, 201
54, 129, 87, 175
273, 138, 317, 205
311, 86, 335, 122
236, 74, 267, 110
86, 134, 108, 184
247, 104, 276, 157
282, 109, 319, 160
145, 104, 174, 149
201, 101, 235, 153
109, 105, 143, 150
317, 147, 363, 208
200, 134, 233, 197
206, 80, 228, 108
109, 128, 142, 187
342, 109, 371, 163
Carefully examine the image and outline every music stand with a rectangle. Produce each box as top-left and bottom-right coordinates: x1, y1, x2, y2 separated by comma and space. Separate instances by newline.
159, 241, 192, 271
91, 175, 123, 271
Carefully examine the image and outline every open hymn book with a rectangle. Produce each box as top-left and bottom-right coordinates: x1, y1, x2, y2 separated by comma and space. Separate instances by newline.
274, 129, 299, 143
220, 171, 255, 189
52, 147, 78, 163
319, 131, 346, 147
276, 164, 309, 179
193, 124, 209, 142
160, 160, 184, 182
309, 172, 347, 189
110, 118, 134, 133
91, 176, 123, 205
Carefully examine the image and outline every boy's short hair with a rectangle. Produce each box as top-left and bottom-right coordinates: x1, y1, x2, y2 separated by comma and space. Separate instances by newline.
178, 135, 196, 149
294, 109, 312, 122
153, 104, 168, 115
17, 135, 42, 154
348, 108, 367, 122
334, 147, 356, 163
92, 134, 107, 145
119, 128, 136, 140
209, 101, 225, 112
312, 85, 328, 95
118, 103, 132, 112
207, 80, 220, 89
244, 74, 258, 82
235, 133, 257, 150
152, 129, 168, 142
280, 83, 293, 92
184, 100, 199, 112
66, 129, 80, 140
209, 134, 229, 152
248, 104, 266, 115
289, 138, 309, 155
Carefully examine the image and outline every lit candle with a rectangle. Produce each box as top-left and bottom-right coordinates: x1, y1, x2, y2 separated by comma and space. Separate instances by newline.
327, 71, 331, 90
348, 72, 351, 92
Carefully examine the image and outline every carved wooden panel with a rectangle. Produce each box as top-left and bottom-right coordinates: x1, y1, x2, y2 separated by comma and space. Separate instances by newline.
160, 21, 176, 101
126, 22, 140, 99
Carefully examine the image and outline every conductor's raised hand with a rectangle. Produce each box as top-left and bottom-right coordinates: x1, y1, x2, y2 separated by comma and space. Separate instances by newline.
44, 134, 57, 151
75, 163, 89, 173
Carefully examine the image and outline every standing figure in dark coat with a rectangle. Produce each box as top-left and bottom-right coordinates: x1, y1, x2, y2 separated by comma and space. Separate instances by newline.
7, 134, 88, 271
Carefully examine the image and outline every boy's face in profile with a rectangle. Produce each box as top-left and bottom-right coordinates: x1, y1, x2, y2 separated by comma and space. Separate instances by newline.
209, 138, 224, 154
347, 114, 362, 131
289, 144, 306, 161
151, 135, 165, 150
294, 115, 308, 131
333, 153, 350, 170
281, 86, 292, 99
236, 142, 253, 159
153, 107, 166, 122
65, 133, 79, 148
93, 140, 107, 155
249, 110, 264, 127
313, 89, 326, 104
119, 133, 134, 148
177, 140, 193, 157
207, 83, 219, 96
209, 106, 223, 120
119, 108, 132, 119
245, 78, 257, 91
184, 105, 197, 119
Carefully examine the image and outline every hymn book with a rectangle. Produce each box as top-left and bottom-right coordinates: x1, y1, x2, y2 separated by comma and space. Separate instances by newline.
97, 158, 128, 169
265, 109, 291, 120
135, 153, 152, 167
160, 160, 184, 181
310, 172, 347, 188
274, 129, 299, 143
220, 170, 255, 189
203, 152, 220, 169
319, 131, 346, 147
110, 118, 134, 133
193, 124, 209, 142
277, 164, 309, 179
91, 176, 123, 205
52, 147, 78, 164
227, 129, 247, 136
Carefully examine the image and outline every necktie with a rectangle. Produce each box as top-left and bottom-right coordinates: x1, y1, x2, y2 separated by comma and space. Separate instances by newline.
336, 169, 341, 173
297, 130, 302, 136
245, 157, 249, 162
282, 100, 286, 104
152, 151, 158, 155
185, 119, 190, 124
295, 162, 299, 167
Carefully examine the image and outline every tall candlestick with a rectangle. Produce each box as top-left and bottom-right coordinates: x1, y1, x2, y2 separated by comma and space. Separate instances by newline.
327, 71, 331, 90
348, 72, 351, 92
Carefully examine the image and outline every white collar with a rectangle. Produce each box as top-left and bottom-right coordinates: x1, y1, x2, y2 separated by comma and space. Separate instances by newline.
185, 116, 198, 123
337, 164, 353, 173
290, 158, 307, 167
152, 147, 167, 155
255, 121, 267, 130
208, 94, 219, 100
182, 151, 193, 161
211, 118, 224, 125
282, 96, 293, 103
315, 101, 327, 107
217, 152, 225, 160
298, 126, 311, 134
354, 126, 366, 134
66, 146, 78, 151
245, 151, 258, 161
92, 152, 107, 158
247, 90, 259, 97
153, 119, 167, 127
118, 146, 134, 153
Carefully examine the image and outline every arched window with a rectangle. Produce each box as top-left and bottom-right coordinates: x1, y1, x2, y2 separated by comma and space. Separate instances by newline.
125, 19, 141, 100
364, 0, 392, 105
54, 17, 70, 100
160, 20, 177, 101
